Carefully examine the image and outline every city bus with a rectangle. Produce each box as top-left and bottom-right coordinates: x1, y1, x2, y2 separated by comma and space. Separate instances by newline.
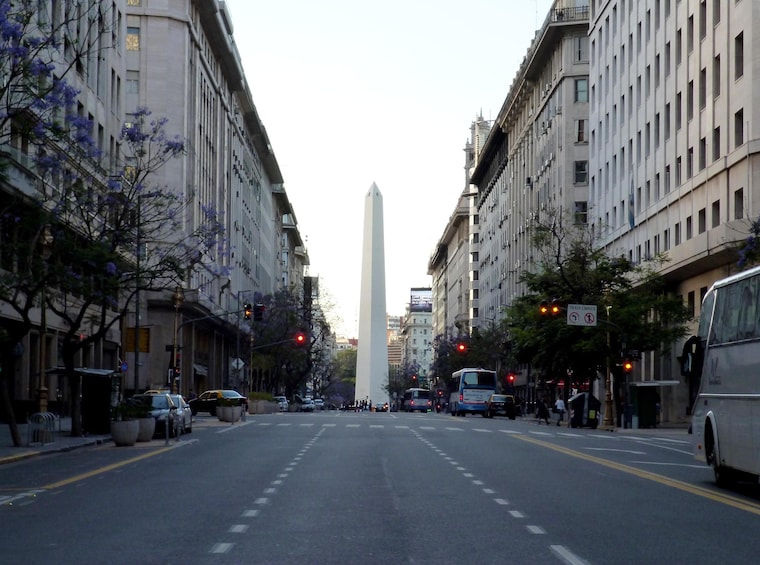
403, 388, 432, 412
448, 368, 497, 416
687, 264, 760, 486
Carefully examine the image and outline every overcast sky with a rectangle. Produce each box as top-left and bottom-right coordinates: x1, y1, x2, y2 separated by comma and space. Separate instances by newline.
225, 0, 555, 337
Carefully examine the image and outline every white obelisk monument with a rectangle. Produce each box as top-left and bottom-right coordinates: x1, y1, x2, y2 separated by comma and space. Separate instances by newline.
355, 182, 388, 407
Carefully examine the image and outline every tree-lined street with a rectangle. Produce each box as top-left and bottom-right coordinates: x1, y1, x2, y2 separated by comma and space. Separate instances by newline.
2, 411, 759, 564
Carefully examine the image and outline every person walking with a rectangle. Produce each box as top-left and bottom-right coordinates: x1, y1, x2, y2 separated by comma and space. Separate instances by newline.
554, 397, 566, 426
536, 398, 550, 425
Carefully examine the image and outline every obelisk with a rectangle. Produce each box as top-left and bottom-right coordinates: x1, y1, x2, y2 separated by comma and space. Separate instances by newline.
355, 183, 388, 407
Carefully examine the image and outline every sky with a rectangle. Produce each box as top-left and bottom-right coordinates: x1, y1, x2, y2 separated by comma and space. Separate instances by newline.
225, 0, 555, 338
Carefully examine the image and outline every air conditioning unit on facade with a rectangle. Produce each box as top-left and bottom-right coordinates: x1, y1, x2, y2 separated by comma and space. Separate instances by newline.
556, 106, 562, 114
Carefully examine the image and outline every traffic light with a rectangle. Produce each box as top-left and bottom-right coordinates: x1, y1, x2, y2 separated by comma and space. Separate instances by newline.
623, 359, 634, 373
455, 342, 467, 354
507, 373, 516, 385
539, 300, 549, 315
243, 303, 252, 320
550, 298, 561, 315
253, 303, 264, 321
294, 330, 307, 345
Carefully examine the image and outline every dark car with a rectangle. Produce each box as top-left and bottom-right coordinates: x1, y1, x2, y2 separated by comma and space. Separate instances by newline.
188, 389, 247, 416
375, 402, 389, 412
483, 394, 517, 419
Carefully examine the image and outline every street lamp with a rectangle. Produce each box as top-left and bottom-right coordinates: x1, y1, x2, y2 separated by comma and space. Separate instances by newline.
171, 286, 184, 394
603, 305, 615, 428
37, 224, 54, 413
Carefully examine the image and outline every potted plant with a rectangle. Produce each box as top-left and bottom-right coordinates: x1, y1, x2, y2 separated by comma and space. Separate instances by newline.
217, 396, 242, 422
110, 401, 141, 446
133, 398, 156, 442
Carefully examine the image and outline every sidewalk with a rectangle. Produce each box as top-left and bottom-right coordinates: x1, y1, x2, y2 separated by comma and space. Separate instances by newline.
0, 417, 111, 465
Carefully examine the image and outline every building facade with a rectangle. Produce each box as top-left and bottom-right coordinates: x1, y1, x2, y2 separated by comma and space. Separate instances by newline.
124, 0, 308, 396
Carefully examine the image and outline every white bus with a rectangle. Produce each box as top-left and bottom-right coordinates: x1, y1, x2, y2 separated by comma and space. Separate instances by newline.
403, 388, 432, 412
448, 368, 497, 416
687, 264, 760, 486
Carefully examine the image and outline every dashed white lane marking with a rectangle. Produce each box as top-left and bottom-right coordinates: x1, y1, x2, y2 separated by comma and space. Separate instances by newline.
369, 425, 384, 428
264, 488, 276, 494
550, 544, 591, 565
210, 543, 233, 554
585, 447, 646, 455
483, 488, 495, 494
347, 424, 360, 427
527, 525, 546, 534
254, 498, 269, 505
445, 427, 464, 431
473, 428, 492, 433
494, 498, 509, 505
499, 429, 522, 434
420, 426, 436, 430
242, 510, 259, 517
509, 510, 524, 518
229, 524, 248, 533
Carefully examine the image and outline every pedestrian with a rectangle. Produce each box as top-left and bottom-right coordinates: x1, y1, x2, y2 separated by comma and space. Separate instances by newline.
554, 397, 566, 426
536, 398, 550, 424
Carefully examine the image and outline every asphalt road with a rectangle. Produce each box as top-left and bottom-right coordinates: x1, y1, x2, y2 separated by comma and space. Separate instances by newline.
2, 411, 760, 564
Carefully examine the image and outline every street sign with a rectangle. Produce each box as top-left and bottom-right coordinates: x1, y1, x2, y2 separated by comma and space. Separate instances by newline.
567, 304, 597, 326
231, 358, 245, 370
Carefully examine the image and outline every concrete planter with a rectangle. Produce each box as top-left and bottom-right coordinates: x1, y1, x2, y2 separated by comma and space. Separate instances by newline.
136, 417, 156, 442
110, 420, 139, 446
217, 405, 242, 422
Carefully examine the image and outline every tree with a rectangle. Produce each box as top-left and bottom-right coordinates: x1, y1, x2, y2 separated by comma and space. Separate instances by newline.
0, 0, 117, 444
505, 208, 692, 402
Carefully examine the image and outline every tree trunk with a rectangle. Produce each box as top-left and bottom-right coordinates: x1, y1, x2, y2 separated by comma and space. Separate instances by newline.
0, 373, 22, 447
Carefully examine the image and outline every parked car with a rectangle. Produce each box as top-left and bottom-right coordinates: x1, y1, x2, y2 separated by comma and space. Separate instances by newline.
188, 389, 247, 416
483, 394, 517, 419
301, 398, 315, 412
132, 393, 192, 436
313, 398, 324, 410
274, 396, 289, 412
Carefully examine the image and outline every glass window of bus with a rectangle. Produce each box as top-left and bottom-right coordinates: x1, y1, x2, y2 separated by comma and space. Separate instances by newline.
698, 289, 714, 342
737, 276, 759, 339
462, 371, 494, 387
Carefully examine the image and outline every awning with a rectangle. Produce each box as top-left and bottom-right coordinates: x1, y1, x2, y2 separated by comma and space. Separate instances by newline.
193, 363, 208, 376
629, 380, 680, 387
45, 366, 115, 377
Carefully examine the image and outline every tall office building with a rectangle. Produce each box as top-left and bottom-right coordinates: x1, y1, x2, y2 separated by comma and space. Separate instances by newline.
355, 183, 389, 406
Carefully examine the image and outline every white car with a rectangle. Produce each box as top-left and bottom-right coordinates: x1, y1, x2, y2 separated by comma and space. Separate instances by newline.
301, 398, 315, 412
313, 398, 324, 410
274, 396, 288, 412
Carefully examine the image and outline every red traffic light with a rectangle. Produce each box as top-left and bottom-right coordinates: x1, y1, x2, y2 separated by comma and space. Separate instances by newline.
507, 373, 515, 383
294, 331, 307, 345
456, 342, 467, 354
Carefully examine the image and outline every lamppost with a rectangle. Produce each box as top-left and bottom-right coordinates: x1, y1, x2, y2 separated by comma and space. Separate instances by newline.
37, 224, 54, 412
171, 286, 184, 394
603, 305, 615, 428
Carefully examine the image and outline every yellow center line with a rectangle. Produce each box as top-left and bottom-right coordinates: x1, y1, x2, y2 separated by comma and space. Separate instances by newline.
516, 434, 760, 515
42, 446, 176, 490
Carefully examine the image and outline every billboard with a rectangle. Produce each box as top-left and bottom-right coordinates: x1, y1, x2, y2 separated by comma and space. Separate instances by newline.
410, 287, 432, 312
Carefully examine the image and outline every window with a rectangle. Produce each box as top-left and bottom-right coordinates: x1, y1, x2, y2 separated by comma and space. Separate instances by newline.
575, 36, 588, 61
735, 109, 744, 148
699, 137, 706, 170
126, 27, 140, 51
676, 92, 682, 130
687, 81, 694, 120
713, 55, 720, 98
576, 119, 587, 142
687, 15, 694, 53
574, 161, 588, 184
713, 0, 721, 25
126, 70, 139, 94
698, 208, 706, 234
699, 1, 707, 40
686, 216, 693, 239
735, 188, 744, 220
675, 222, 681, 245
676, 28, 682, 64
574, 201, 588, 224
713, 127, 720, 162
735, 32, 744, 79
712, 200, 720, 228
575, 79, 588, 102
699, 68, 706, 110
665, 103, 671, 139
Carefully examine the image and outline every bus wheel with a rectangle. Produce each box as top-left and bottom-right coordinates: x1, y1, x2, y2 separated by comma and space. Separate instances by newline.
707, 426, 733, 487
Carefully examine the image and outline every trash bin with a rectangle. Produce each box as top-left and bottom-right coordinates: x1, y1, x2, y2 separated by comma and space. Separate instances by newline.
568, 392, 601, 429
